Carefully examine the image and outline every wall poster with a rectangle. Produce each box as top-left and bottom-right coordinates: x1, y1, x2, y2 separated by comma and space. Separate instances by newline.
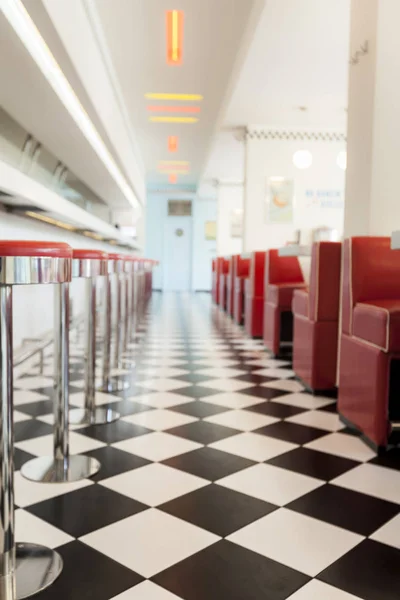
205, 221, 217, 240
266, 178, 294, 223
230, 208, 243, 238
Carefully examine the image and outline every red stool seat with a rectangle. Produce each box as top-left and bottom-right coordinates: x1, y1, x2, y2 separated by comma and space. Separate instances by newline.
72, 249, 108, 260
353, 299, 400, 352
108, 253, 128, 261
0, 241, 71, 258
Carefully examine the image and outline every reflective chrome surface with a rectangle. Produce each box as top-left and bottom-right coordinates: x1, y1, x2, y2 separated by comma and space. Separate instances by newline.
0, 257, 71, 285
20, 455, 100, 483
98, 378, 130, 393
68, 407, 120, 426
72, 258, 108, 279
101, 274, 112, 391
14, 543, 62, 599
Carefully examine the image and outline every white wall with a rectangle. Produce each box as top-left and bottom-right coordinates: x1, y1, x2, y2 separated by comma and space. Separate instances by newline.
217, 184, 243, 256
0, 211, 130, 349
244, 133, 346, 251
145, 193, 217, 291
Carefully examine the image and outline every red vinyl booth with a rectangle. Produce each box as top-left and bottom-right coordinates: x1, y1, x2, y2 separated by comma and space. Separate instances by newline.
218, 258, 230, 310
338, 237, 400, 450
227, 255, 239, 318
245, 252, 266, 338
264, 249, 305, 356
292, 242, 342, 392
212, 257, 224, 305
233, 255, 250, 325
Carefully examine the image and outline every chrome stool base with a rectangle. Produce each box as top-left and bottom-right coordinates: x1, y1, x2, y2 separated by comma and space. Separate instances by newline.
20, 455, 100, 483
0, 543, 63, 599
98, 378, 130, 393
69, 407, 120, 425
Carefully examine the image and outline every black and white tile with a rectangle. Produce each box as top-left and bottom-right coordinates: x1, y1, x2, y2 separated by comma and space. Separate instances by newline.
13, 293, 400, 599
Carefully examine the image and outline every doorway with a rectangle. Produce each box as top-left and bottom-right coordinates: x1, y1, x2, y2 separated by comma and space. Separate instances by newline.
162, 216, 192, 291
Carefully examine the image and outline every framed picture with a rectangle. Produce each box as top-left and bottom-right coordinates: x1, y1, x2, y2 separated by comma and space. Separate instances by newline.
230, 208, 243, 238
205, 221, 217, 240
266, 178, 294, 223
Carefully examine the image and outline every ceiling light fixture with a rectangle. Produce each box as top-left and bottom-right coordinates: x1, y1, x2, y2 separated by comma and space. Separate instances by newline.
337, 150, 347, 170
1, 0, 141, 211
169, 174, 177, 184
147, 105, 200, 113
168, 136, 178, 152
159, 161, 189, 166
145, 93, 203, 101
293, 150, 313, 170
150, 117, 198, 124
23, 211, 77, 231
166, 10, 183, 65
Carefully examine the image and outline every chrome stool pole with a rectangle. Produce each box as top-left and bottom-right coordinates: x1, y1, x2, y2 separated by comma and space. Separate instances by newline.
0, 242, 78, 598
69, 250, 120, 425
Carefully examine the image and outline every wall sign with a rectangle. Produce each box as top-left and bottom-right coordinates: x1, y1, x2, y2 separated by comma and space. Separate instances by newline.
205, 221, 216, 240
305, 189, 344, 209
266, 178, 294, 224
230, 209, 243, 238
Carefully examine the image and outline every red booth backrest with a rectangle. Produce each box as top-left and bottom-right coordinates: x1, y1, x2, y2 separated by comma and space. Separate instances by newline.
342, 237, 400, 334
309, 242, 342, 321
249, 252, 266, 297
237, 257, 250, 277
221, 259, 230, 275
264, 249, 304, 295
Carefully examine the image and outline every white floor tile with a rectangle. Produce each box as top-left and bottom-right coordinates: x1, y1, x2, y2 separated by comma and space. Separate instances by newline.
256, 368, 295, 379
15, 471, 93, 507
130, 392, 194, 409
14, 410, 32, 423
228, 508, 362, 577
332, 463, 400, 503
15, 431, 105, 456
196, 368, 247, 378
112, 432, 202, 461
16, 509, 73, 548
199, 379, 254, 392
306, 433, 377, 462
200, 392, 264, 410
262, 379, 305, 393
100, 463, 208, 506
217, 464, 323, 505
110, 581, 183, 599
210, 432, 297, 462
13, 376, 54, 390
192, 359, 240, 367
286, 410, 345, 432
80, 509, 219, 578
271, 392, 336, 410
205, 410, 278, 431
123, 409, 198, 430
135, 379, 189, 392
370, 513, 400, 549
287, 580, 362, 599
252, 360, 292, 369
69, 390, 120, 407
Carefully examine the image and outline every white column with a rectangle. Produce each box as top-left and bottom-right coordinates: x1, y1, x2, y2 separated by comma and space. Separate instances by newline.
216, 182, 243, 255
345, 0, 400, 236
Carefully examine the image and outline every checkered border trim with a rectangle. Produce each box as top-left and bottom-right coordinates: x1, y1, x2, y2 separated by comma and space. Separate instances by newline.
246, 130, 346, 142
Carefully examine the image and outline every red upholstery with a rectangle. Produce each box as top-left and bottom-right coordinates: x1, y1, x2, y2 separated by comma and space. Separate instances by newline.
227, 255, 239, 317
218, 259, 230, 309
72, 249, 108, 260
212, 257, 225, 305
108, 253, 128, 261
233, 256, 250, 325
338, 236, 400, 448
0, 241, 72, 258
245, 252, 266, 337
292, 242, 341, 391
264, 249, 305, 355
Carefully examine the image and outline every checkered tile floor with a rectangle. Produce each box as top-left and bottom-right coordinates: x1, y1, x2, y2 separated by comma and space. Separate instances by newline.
14, 293, 400, 599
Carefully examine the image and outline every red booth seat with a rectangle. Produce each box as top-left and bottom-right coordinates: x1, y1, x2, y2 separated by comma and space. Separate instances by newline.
212, 257, 224, 305
227, 255, 239, 318
292, 242, 342, 392
233, 256, 250, 325
264, 249, 305, 356
218, 258, 230, 310
212, 259, 217, 303
245, 252, 266, 338
338, 237, 400, 449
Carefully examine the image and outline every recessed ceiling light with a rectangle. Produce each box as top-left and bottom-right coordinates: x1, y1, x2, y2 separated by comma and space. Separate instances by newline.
147, 105, 200, 113
159, 161, 189, 166
337, 150, 347, 170
168, 136, 178, 152
150, 117, 198, 123
169, 174, 177, 184
293, 150, 313, 169
145, 93, 203, 101
166, 10, 183, 65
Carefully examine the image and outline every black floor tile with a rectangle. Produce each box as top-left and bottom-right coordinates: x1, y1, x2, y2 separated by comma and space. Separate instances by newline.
77, 421, 152, 444
174, 386, 224, 399
34, 541, 142, 600
234, 373, 278, 385
319, 539, 400, 600
14, 447, 36, 471
16, 400, 64, 417
14, 420, 53, 443
247, 402, 307, 418
370, 448, 400, 471
162, 447, 255, 481
287, 484, 400, 536
170, 401, 228, 418
27, 484, 148, 537
319, 402, 338, 413
266, 447, 359, 480
84, 446, 151, 482
241, 386, 288, 401
167, 421, 239, 444
174, 373, 216, 384
255, 421, 326, 444
153, 540, 309, 600
160, 484, 277, 536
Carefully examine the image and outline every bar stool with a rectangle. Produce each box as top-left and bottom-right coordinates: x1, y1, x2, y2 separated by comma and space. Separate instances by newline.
69, 250, 120, 425
0, 241, 73, 597
122, 256, 135, 353
99, 253, 130, 393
